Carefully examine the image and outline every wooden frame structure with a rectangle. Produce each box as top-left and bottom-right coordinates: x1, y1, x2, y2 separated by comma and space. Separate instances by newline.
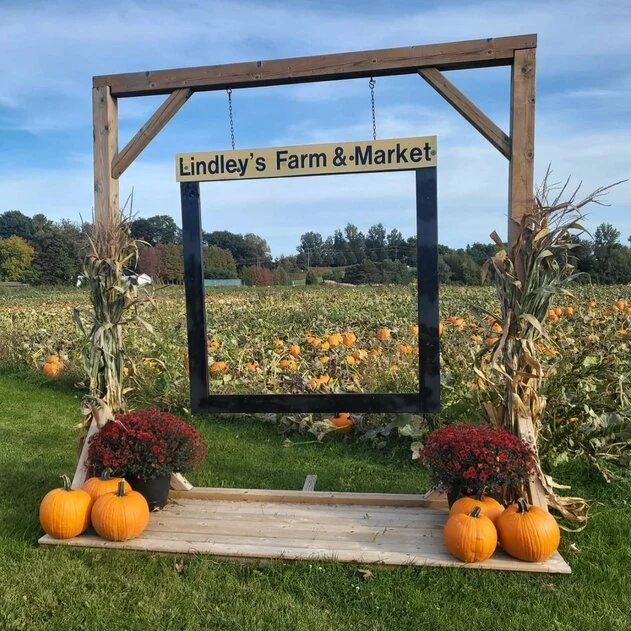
57, 35, 556, 570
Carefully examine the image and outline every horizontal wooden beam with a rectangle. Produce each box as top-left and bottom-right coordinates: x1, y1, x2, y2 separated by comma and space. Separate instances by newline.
418, 67, 511, 159
94, 34, 537, 97
112, 88, 192, 178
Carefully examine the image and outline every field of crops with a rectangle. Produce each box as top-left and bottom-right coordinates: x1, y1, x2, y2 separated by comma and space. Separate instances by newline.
0, 283, 629, 454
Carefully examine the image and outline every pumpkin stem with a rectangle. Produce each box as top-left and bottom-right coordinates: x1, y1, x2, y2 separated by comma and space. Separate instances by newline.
116, 480, 127, 497
468, 506, 482, 519
100, 467, 113, 481
61, 474, 72, 491
516, 498, 530, 513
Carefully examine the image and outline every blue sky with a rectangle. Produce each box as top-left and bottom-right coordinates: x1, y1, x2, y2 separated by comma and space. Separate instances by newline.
0, 0, 629, 257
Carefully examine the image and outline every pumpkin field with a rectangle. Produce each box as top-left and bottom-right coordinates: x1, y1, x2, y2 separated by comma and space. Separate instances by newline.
1, 283, 629, 470
1, 283, 631, 629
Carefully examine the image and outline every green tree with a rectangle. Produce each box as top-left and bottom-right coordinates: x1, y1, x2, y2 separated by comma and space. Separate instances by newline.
32, 220, 84, 285
131, 215, 180, 245
365, 223, 387, 261
157, 244, 184, 283
273, 267, 290, 286
203, 245, 237, 279
0, 235, 35, 281
239, 266, 257, 286
297, 232, 325, 268
0, 211, 34, 240
305, 269, 318, 285
387, 228, 407, 261
344, 223, 366, 264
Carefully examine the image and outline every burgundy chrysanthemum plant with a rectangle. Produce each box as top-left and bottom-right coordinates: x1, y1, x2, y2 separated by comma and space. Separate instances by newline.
418, 423, 536, 498
86, 408, 207, 480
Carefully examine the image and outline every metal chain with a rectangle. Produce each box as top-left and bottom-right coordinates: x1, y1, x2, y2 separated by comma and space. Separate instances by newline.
227, 88, 235, 150
369, 77, 377, 140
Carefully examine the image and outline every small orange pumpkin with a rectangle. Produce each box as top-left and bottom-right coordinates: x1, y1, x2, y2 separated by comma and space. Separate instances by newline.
39, 474, 92, 539
376, 327, 390, 340
42, 355, 64, 377
82, 468, 131, 502
329, 412, 353, 433
327, 333, 343, 346
496, 498, 560, 562
288, 344, 301, 357
342, 332, 357, 347
449, 494, 504, 525
209, 361, 228, 374
91, 480, 150, 541
443, 506, 497, 563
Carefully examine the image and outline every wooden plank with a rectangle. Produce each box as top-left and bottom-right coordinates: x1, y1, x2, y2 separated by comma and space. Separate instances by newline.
169, 487, 445, 507
143, 521, 444, 543
508, 47, 536, 248
154, 511, 446, 530
71, 419, 99, 489
38, 533, 570, 573
112, 88, 192, 179
169, 473, 193, 491
302, 475, 317, 492
93, 85, 119, 231
167, 499, 448, 519
94, 35, 537, 97
418, 67, 511, 158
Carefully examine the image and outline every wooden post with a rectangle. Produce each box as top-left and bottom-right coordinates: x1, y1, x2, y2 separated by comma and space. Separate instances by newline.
508, 48, 536, 249
93, 85, 119, 232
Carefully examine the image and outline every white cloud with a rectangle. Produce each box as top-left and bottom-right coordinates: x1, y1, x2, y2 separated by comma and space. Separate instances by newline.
0, 0, 629, 254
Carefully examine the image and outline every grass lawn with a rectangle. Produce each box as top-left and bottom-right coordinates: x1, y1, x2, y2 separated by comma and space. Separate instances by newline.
1, 369, 630, 631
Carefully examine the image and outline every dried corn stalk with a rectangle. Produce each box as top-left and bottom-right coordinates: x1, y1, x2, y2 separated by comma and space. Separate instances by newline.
74, 200, 154, 417
476, 171, 622, 522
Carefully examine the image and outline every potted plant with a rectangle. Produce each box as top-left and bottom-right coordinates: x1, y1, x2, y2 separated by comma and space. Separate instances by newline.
86, 408, 207, 509
418, 423, 535, 507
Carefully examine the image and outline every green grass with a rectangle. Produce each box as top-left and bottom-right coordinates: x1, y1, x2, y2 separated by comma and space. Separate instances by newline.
1, 370, 631, 630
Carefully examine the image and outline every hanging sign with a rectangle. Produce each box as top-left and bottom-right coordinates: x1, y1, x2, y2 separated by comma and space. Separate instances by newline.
176, 136, 437, 182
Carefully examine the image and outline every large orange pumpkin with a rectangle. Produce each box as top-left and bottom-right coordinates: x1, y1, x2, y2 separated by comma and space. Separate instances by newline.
496, 498, 560, 562
91, 480, 150, 541
82, 469, 131, 502
39, 475, 92, 539
443, 506, 497, 563
449, 494, 504, 525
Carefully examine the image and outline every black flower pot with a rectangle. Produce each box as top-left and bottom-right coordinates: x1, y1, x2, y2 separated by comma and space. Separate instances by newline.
126, 475, 171, 510
447, 485, 465, 508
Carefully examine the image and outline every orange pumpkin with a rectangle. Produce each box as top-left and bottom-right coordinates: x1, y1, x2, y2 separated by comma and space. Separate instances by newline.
342, 332, 357, 347
443, 506, 497, 563
496, 498, 560, 562
329, 412, 353, 433
288, 344, 301, 357
209, 361, 228, 374
91, 480, 150, 541
449, 494, 504, 525
376, 327, 390, 340
39, 475, 92, 539
82, 469, 131, 502
42, 355, 64, 377
438, 322, 444, 336
327, 333, 343, 346
563, 306, 575, 316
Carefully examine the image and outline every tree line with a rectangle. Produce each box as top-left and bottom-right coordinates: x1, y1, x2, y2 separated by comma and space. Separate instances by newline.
1, 210, 630, 286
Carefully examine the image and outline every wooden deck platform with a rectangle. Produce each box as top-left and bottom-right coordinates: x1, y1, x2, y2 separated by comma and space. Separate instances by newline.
39, 488, 571, 573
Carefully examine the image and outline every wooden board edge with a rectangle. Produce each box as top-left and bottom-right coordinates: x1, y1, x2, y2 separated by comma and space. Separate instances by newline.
168, 487, 448, 507
37, 534, 570, 573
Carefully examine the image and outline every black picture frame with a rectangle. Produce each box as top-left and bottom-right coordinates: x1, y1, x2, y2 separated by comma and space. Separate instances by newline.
180, 166, 439, 415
